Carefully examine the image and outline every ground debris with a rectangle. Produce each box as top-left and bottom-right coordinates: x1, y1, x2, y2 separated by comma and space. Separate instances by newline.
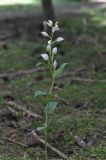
5, 101, 42, 119
74, 134, 98, 149
74, 135, 87, 149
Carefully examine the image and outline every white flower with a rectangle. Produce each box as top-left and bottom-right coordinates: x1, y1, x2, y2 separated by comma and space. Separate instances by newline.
56, 37, 64, 42
53, 60, 57, 69
52, 22, 59, 32
48, 40, 51, 45
52, 25, 59, 32
47, 45, 51, 52
41, 32, 49, 37
54, 25, 59, 31
52, 47, 57, 55
47, 20, 53, 27
41, 54, 49, 61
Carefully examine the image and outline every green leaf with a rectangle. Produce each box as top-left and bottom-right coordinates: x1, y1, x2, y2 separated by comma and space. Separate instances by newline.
34, 90, 47, 97
35, 62, 42, 67
44, 101, 59, 114
54, 63, 67, 78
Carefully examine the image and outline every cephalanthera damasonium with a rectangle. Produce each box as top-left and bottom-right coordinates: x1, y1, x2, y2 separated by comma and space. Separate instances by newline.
35, 20, 67, 160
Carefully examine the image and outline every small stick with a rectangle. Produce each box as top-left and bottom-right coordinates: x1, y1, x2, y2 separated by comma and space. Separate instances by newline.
69, 78, 106, 83
32, 131, 68, 160
0, 67, 45, 79
6, 101, 42, 119
3, 137, 28, 148
58, 73, 106, 83
7, 106, 18, 116
3, 137, 38, 158
58, 74, 106, 83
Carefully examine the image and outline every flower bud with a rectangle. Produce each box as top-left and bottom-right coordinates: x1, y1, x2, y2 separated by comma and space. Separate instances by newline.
52, 25, 59, 33
47, 45, 51, 52
56, 37, 64, 42
41, 32, 49, 37
41, 54, 49, 61
53, 60, 57, 69
47, 20, 53, 27
48, 40, 51, 45
52, 47, 57, 55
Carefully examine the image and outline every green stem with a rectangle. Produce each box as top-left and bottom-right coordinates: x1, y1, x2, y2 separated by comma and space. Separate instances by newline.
45, 113, 48, 160
45, 74, 55, 160
49, 75, 55, 95
45, 30, 55, 160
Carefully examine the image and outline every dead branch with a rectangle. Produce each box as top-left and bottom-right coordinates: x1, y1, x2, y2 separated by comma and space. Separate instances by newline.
1, 67, 105, 84
3, 137, 28, 148
58, 73, 106, 83
0, 69, 77, 80
0, 67, 45, 79
7, 106, 18, 116
3, 132, 68, 159
58, 72, 78, 79
32, 131, 68, 160
69, 78, 106, 83
6, 101, 42, 119
58, 67, 85, 79
3, 137, 37, 159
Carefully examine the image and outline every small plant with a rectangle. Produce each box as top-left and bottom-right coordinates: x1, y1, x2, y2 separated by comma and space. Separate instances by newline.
35, 20, 66, 160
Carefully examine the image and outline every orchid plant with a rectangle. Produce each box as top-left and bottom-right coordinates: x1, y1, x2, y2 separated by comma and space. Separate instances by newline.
35, 20, 66, 160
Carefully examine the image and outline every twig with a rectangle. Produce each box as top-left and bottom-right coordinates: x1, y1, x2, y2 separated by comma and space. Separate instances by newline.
58, 72, 78, 79
69, 78, 106, 83
58, 73, 106, 83
58, 67, 85, 79
6, 101, 42, 119
0, 67, 45, 79
32, 131, 68, 160
7, 106, 18, 116
3, 137, 39, 158
3, 137, 28, 148
1, 68, 105, 84
0, 69, 78, 80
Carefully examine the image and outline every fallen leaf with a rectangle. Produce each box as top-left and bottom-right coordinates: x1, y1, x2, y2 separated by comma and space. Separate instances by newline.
74, 135, 87, 148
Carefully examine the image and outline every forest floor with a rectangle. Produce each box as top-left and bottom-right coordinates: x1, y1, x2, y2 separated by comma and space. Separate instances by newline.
0, 1, 106, 160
